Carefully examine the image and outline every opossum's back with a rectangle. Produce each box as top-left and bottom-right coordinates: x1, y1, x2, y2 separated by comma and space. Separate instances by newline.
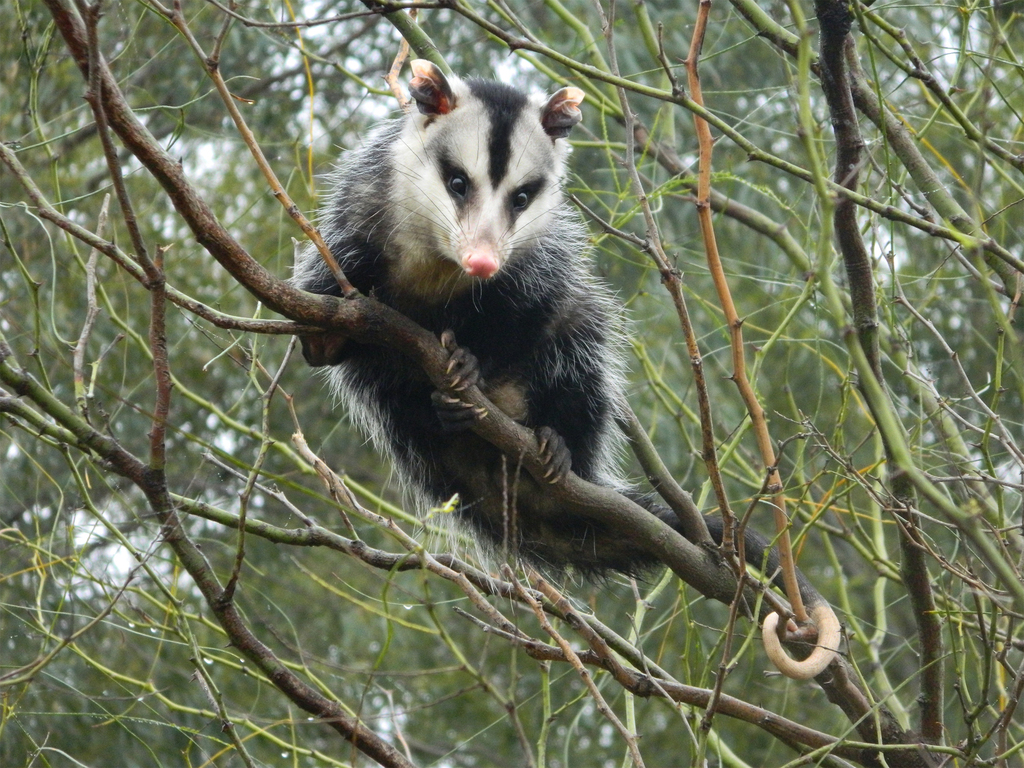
292, 121, 402, 296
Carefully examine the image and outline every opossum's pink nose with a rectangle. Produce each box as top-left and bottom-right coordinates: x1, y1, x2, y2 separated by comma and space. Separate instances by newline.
463, 248, 500, 279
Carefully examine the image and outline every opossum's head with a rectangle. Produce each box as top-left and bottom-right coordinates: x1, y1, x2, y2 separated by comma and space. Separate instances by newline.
388, 60, 584, 289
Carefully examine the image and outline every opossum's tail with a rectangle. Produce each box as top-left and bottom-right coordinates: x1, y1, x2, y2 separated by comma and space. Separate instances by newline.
633, 493, 842, 679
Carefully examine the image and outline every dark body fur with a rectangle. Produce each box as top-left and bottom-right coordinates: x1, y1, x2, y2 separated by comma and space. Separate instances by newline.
298, 206, 634, 568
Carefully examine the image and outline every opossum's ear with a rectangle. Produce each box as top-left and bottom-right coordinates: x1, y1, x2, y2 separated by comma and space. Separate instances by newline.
541, 87, 585, 139
409, 60, 457, 116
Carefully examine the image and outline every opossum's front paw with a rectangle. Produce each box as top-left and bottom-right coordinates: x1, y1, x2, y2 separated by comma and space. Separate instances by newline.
433, 331, 486, 432
536, 426, 572, 484
299, 333, 349, 367
439, 330, 482, 391
431, 390, 486, 432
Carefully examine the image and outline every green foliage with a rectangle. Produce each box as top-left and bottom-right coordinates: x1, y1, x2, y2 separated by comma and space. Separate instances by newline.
2, 0, 1024, 766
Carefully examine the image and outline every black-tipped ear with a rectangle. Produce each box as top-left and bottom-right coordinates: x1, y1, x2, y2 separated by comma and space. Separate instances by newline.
541, 87, 585, 139
409, 60, 456, 116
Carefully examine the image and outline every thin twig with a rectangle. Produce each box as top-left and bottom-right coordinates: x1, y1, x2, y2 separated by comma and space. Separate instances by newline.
163, 3, 355, 296
592, 0, 735, 534
514, 567, 646, 768
0, 143, 314, 337
684, 0, 807, 624
73, 194, 109, 422
385, 10, 415, 107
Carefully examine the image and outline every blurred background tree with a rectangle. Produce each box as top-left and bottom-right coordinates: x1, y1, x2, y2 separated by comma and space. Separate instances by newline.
1, 0, 1022, 765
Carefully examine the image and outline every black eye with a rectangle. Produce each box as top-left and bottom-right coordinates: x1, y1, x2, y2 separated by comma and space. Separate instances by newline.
512, 191, 530, 210
448, 174, 468, 198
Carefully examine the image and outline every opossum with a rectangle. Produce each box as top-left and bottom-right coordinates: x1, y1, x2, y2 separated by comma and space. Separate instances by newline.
294, 61, 776, 577
295, 61, 638, 571
294, 61, 841, 678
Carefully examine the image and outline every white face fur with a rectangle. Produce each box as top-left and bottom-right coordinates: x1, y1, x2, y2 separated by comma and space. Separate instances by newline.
385, 70, 578, 300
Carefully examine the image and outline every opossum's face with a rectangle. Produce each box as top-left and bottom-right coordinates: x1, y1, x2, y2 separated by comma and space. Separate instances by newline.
388, 61, 584, 294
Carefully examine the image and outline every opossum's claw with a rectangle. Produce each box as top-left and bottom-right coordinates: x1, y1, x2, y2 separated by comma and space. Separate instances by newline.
536, 426, 571, 484
440, 329, 458, 351
439, 331, 481, 391
432, 390, 483, 432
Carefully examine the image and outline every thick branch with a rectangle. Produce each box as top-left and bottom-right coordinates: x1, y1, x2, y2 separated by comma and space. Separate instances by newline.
814, 0, 943, 744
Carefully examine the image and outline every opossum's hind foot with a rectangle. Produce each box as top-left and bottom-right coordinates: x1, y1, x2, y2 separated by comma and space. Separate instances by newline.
432, 330, 486, 433
536, 426, 572, 484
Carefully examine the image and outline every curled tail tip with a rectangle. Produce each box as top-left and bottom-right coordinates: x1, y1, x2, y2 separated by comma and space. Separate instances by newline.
761, 603, 842, 680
